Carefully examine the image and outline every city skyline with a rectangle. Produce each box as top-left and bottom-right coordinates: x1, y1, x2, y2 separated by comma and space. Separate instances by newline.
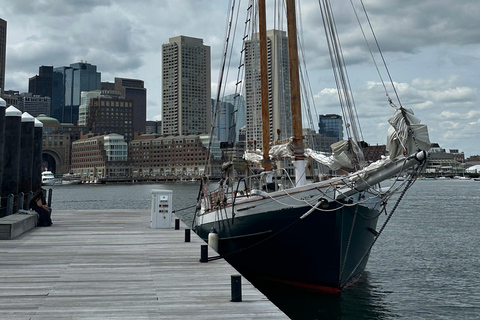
0, 1, 479, 156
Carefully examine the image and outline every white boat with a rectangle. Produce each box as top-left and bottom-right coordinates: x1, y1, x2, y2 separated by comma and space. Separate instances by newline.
41, 171, 56, 186
193, 0, 431, 293
61, 173, 82, 185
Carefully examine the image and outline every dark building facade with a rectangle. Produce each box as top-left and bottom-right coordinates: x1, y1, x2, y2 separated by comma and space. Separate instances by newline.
84, 96, 134, 142
29, 66, 53, 99
114, 78, 146, 133
0, 18, 5, 95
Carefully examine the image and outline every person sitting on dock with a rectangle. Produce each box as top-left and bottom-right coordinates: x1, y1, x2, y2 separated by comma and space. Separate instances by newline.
29, 189, 52, 227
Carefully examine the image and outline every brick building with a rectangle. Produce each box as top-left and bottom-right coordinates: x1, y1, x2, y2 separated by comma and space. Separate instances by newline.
71, 134, 130, 179
129, 135, 209, 177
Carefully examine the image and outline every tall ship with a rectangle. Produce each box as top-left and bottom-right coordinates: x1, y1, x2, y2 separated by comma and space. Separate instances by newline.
193, 0, 430, 293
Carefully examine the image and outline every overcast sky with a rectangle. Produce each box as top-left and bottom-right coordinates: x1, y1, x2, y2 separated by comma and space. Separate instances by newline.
1, 0, 479, 157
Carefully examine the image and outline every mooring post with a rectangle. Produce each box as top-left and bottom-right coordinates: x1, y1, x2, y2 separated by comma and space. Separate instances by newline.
18, 192, 24, 210
231, 274, 242, 302
26, 191, 33, 209
47, 188, 52, 207
6, 194, 14, 216
175, 218, 180, 230
185, 229, 191, 242
200, 244, 208, 262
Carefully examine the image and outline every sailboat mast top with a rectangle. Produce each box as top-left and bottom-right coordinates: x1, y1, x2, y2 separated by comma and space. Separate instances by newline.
286, 0, 304, 161
258, 0, 271, 171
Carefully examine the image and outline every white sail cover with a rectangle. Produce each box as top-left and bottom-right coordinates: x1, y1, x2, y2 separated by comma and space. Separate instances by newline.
269, 141, 294, 161
387, 108, 431, 159
243, 149, 263, 165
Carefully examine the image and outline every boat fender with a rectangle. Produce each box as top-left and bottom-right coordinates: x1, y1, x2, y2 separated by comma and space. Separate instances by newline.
208, 228, 219, 252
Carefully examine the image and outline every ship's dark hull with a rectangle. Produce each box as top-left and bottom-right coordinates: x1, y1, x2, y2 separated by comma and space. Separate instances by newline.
195, 200, 379, 292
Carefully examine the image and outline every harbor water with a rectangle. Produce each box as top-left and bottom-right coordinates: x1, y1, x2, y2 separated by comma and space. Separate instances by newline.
48, 179, 480, 319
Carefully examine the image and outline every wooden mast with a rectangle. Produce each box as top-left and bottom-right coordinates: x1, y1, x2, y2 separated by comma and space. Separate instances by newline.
286, 0, 306, 185
258, 0, 271, 171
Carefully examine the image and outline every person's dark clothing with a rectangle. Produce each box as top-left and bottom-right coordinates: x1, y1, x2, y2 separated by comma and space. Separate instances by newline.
29, 190, 52, 226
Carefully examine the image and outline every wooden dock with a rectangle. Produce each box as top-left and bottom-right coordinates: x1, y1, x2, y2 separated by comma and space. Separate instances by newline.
0, 209, 287, 319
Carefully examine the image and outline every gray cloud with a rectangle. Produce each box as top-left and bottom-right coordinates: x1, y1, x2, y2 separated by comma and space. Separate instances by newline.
1, 0, 479, 155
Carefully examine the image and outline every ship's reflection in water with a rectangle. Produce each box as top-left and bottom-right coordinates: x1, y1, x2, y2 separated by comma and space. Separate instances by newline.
253, 272, 392, 320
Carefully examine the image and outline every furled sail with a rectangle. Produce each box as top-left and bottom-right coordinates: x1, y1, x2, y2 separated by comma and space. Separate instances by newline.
387, 108, 431, 159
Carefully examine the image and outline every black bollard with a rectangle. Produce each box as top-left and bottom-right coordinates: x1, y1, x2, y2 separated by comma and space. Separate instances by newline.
0, 98, 6, 194
175, 218, 180, 230
231, 275, 242, 302
32, 119, 43, 192
6, 194, 14, 216
200, 244, 208, 262
26, 191, 33, 209
0, 106, 22, 216
185, 229, 191, 242
47, 188, 52, 208
18, 192, 24, 210
18, 112, 35, 196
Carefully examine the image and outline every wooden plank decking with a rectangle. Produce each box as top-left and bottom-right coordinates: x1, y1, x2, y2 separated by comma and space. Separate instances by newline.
0, 209, 287, 319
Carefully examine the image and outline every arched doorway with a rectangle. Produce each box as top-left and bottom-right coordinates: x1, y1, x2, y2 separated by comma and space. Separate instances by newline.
42, 151, 61, 173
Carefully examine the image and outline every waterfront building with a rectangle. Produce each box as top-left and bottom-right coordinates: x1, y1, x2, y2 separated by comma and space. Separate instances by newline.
129, 135, 209, 177
0, 18, 5, 95
244, 29, 292, 150
53, 62, 101, 124
71, 133, 130, 178
162, 36, 211, 136
36, 115, 71, 174
362, 144, 387, 163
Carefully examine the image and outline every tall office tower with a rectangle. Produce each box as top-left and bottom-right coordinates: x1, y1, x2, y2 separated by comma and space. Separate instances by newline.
0, 19, 6, 95
222, 93, 245, 144
29, 66, 53, 98
212, 99, 235, 143
318, 114, 343, 141
162, 36, 211, 136
53, 62, 101, 124
114, 78, 146, 133
244, 29, 292, 150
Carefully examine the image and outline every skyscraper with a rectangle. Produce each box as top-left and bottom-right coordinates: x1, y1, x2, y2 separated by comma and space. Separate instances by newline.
0, 18, 6, 95
162, 36, 211, 136
29, 66, 53, 99
318, 114, 343, 141
53, 62, 101, 124
244, 29, 292, 150
114, 78, 146, 133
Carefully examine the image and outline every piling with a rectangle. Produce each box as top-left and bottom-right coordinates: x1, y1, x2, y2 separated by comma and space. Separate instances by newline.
1, 106, 22, 216
32, 119, 43, 192
18, 113, 35, 203
185, 228, 191, 242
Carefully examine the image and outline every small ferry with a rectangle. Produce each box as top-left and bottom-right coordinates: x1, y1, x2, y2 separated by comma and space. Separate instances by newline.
41, 171, 56, 186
